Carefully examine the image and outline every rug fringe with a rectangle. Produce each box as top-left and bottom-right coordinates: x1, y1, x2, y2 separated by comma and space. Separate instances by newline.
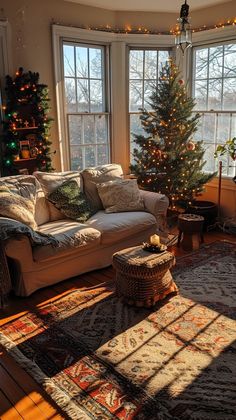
0, 333, 91, 419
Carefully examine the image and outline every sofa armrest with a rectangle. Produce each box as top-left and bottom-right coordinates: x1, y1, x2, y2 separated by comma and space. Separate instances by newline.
5, 235, 34, 271
0, 241, 12, 307
139, 189, 169, 235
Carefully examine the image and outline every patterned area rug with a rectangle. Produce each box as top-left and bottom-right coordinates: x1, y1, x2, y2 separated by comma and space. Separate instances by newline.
0, 241, 236, 419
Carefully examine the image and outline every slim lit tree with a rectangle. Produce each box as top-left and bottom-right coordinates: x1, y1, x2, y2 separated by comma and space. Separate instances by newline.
130, 60, 215, 209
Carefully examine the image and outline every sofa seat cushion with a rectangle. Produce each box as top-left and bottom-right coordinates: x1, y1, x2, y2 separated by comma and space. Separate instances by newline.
33, 219, 101, 261
87, 211, 157, 245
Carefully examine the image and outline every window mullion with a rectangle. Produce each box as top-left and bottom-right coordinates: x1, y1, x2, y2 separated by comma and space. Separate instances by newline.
88, 48, 91, 113
142, 50, 145, 109
74, 47, 78, 113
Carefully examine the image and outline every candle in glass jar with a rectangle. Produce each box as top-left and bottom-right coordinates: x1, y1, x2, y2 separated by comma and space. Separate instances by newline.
150, 234, 160, 246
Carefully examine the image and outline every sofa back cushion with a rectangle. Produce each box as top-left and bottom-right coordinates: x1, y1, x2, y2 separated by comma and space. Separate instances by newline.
33, 171, 82, 221
0, 186, 37, 229
81, 164, 123, 211
0, 174, 50, 226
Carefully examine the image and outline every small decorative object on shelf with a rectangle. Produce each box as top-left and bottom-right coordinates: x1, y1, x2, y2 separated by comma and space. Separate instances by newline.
1, 67, 55, 175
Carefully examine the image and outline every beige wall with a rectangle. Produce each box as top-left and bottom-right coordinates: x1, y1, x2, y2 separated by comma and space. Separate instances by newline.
1, 0, 116, 168
1, 0, 235, 215
116, 1, 236, 32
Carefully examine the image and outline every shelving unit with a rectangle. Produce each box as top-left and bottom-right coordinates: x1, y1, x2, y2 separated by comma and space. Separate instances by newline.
1, 67, 54, 176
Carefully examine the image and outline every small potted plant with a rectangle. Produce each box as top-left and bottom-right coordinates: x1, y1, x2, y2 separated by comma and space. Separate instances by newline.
214, 137, 236, 183
214, 137, 236, 161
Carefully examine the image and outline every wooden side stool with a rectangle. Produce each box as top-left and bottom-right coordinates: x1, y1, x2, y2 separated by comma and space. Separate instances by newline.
177, 214, 204, 251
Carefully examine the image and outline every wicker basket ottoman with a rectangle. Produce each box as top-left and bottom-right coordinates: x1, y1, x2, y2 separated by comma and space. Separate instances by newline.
112, 245, 177, 307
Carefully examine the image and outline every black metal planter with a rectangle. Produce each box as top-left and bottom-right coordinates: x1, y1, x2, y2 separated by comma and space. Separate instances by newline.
185, 200, 218, 230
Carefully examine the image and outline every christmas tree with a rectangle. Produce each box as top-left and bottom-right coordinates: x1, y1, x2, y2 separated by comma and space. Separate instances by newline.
2, 67, 54, 175
130, 60, 215, 209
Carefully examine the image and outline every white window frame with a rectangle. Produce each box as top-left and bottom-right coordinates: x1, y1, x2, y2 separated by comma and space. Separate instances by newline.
52, 25, 174, 172
128, 47, 172, 163
183, 26, 236, 181
62, 40, 110, 170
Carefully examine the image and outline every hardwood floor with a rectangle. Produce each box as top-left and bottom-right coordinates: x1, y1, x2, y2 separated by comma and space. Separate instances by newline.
0, 229, 235, 419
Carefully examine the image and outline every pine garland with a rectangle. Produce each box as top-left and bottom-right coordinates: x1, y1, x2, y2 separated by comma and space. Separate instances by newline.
2, 67, 54, 175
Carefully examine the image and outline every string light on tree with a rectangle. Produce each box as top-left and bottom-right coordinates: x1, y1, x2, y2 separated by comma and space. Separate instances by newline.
130, 60, 215, 209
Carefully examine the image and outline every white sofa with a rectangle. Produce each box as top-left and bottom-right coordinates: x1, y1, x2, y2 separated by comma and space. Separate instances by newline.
0, 164, 169, 297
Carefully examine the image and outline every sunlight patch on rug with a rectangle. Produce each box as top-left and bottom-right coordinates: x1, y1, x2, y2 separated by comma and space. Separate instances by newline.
0, 241, 236, 419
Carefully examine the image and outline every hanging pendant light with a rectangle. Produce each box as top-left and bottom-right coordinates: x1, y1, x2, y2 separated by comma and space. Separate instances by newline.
175, 0, 192, 54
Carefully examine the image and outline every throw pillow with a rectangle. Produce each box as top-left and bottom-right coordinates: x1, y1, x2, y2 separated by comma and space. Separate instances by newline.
96, 179, 145, 213
33, 170, 82, 221
47, 180, 95, 223
81, 164, 124, 211
0, 187, 37, 230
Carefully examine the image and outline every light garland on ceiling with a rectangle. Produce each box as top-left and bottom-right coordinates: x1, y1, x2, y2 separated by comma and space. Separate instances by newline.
52, 18, 236, 35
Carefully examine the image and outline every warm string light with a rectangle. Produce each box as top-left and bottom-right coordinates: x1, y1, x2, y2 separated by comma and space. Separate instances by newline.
52, 18, 236, 36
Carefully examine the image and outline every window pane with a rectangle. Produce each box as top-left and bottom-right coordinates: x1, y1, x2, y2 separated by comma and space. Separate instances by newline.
95, 115, 107, 143
129, 80, 143, 111
90, 80, 103, 112
97, 144, 108, 165
144, 50, 157, 79
195, 48, 208, 79
202, 113, 216, 143
84, 115, 95, 144
68, 115, 82, 145
89, 48, 102, 79
129, 50, 143, 79
194, 80, 207, 110
76, 46, 88, 78
208, 79, 222, 110
85, 145, 96, 167
70, 146, 83, 171
144, 81, 155, 109
209, 46, 223, 78
203, 143, 216, 173
63, 45, 75, 77
194, 113, 203, 141
158, 51, 169, 78
77, 79, 89, 112
231, 114, 236, 137
64, 78, 76, 112
130, 114, 143, 141
223, 78, 236, 110
217, 113, 230, 143
224, 44, 236, 77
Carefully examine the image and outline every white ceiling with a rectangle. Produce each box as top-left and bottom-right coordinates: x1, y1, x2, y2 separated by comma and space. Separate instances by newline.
64, 0, 230, 13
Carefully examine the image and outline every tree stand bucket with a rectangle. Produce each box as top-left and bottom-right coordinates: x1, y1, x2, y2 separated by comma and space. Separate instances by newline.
186, 201, 218, 230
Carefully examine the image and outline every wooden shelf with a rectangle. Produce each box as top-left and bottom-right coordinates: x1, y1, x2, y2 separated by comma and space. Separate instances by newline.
13, 126, 38, 131
14, 158, 37, 163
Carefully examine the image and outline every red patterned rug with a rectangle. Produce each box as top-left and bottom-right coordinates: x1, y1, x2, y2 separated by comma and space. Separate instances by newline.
0, 241, 236, 419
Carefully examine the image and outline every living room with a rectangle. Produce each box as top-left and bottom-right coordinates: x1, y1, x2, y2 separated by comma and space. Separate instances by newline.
0, 0, 236, 418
